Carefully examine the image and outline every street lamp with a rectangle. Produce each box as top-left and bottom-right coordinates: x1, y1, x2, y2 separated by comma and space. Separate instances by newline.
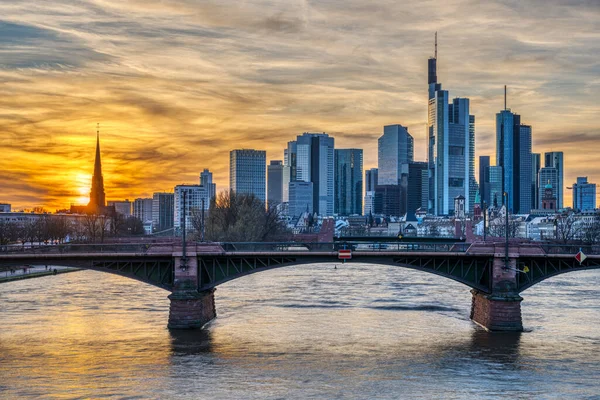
482, 201, 487, 242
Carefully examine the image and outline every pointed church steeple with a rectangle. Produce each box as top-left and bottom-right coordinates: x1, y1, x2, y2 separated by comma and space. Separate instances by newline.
88, 123, 106, 212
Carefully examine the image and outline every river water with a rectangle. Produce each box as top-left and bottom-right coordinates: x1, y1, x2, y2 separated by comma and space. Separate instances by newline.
1, 264, 599, 399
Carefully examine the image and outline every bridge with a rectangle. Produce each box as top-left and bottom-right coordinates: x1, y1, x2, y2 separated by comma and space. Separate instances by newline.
1, 240, 599, 332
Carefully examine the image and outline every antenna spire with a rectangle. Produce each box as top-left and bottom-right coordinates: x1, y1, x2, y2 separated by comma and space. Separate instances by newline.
504, 85, 507, 110
435, 31, 437, 59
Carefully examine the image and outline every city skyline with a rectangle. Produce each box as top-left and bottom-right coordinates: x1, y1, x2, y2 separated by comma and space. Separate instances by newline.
1, 1, 598, 210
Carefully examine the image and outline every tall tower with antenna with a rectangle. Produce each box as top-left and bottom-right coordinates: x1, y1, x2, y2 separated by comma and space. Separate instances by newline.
88, 123, 106, 213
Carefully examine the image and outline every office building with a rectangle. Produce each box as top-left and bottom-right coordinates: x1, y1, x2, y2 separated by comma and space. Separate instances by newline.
230, 149, 266, 202
109, 200, 132, 216
402, 162, 428, 218
133, 198, 153, 223
496, 89, 532, 214
200, 169, 216, 201
378, 125, 414, 185
365, 168, 378, 192
288, 181, 313, 218
531, 153, 541, 210
427, 35, 474, 215
335, 149, 363, 215
374, 185, 403, 217
285, 133, 334, 216
364, 191, 376, 216
267, 160, 284, 208
545, 152, 564, 209
0, 204, 10, 212
488, 166, 503, 208
479, 156, 491, 206
152, 192, 174, 232
572, 177, 596, 212
174, 185, 211, 231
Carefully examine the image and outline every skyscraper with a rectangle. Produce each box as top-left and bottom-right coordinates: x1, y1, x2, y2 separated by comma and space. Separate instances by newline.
545, 152, 564, 209
200, 169, 216, 200
230, 149, 267, 202
402, 162, 428, 218
531, 153, 541, 210
378, 124, 414, 185
285, 133, 334, 216
365, 168, 378, 192
334, 149, 363, 216
427, 35, 474, 215
133, 198, 153, 223
572, 177, 596, 212
267, 160, 284, 208
88, 124, 106, 213
488, 166, 503, 208
152, 192, 174, 232
174, 184, 211, 231
288, 181, 313, 218
479, 156, 491, 206
496, 88, 532, 214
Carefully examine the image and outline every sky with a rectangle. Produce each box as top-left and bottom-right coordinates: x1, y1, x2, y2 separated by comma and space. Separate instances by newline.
1, 0, 599, 211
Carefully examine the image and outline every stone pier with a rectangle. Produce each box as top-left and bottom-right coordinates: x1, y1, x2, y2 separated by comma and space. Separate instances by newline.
168, 252, 217, 329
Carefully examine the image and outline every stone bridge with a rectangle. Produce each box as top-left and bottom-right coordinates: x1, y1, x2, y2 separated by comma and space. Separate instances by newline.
1, 240, 598, 332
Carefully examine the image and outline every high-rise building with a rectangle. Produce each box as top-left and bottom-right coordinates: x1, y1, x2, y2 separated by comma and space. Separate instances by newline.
334, 149, 363, 216
479, 156, 491, 206
267, 160, 284, 208
545, 152, 564, 209
200, 169, 216, 201
174, 185, 211, 232
495, 90, 532, 214
133, 198, 153, 223
364, 191, 376, 216
402, 162, 428, 218
378, 125, 414, 185
88, 125, 106, 213
488, 166, 503, 208
572, 177, 596, 212
365, 168, 378, 192
288, 181, 313, 218
0, 204, 10, 212
230, 149, 266, 203
531, 153, 541, 210
285, 133, 334, 216
539, 167, 558, 209
374, 185, 402, 217
152, 192, 174, 232
427, 36, 473, 215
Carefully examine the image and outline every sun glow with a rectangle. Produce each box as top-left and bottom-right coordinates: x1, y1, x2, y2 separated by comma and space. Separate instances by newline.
73, 173, 91, 206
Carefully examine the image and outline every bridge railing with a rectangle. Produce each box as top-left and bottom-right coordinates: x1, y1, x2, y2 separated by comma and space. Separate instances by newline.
219, 242, 471, 253
0, 243, 178, 255
539, 243, 600, 255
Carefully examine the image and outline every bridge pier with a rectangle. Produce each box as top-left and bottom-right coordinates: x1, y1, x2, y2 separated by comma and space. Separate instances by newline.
168, 252, 216, 329
470, 250, 523, 331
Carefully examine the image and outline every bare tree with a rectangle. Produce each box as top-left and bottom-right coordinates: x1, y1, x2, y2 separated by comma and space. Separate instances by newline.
582, 214, 600, 244
206, 190, 289, 242
554, 211, 577, 244
487, 214, 519, 238
0, 220, 20, 246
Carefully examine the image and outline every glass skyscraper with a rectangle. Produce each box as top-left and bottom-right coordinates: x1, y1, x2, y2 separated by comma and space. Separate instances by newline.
572, 177, 596, 212
334, 149, 363, 216
545, 152, 564, 209
531, 153, 541, 210
230, 149, 266, 202
377, 125, 413, 185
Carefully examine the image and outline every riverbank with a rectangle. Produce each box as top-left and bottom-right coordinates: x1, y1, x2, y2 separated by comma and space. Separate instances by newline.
0, 266, 82, 283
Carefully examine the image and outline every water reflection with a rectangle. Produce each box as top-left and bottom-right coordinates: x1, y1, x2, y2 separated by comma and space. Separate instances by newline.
170, 329, 213, 355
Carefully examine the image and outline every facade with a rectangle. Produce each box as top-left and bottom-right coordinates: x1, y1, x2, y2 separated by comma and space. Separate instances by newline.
364, 191, 375, 216
539, 167, 558, 209
427, 44, 474, 215
152, 192, 174, 232
174, 185, 211, 231
267, 160, 284, 208
285, 133, 334, 216
378, 125, 414, 185
374, 185, 402, 217
531, 153, 541, 210
230, 149, 266, 203
572, 177, 596, 212
365, 168, 378, 192
288, 181, 313, 218
479, 156, 491, 206
133, 198, 153, 223
541, 183, 557, 211
0, 204, 10, 212
496, 107, 532, 214
488, 166, 503, 208
334, 149, 363, 216
545, 152, 564, 209
402, 162, 428, 218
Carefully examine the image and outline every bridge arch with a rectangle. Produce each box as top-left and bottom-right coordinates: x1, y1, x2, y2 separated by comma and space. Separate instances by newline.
516, 256, 600, 293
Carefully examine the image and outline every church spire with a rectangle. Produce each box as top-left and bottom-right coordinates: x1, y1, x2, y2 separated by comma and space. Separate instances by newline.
88, 123, 106, 212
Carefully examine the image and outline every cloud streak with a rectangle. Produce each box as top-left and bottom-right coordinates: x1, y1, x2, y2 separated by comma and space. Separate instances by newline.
0, 0, 598, 209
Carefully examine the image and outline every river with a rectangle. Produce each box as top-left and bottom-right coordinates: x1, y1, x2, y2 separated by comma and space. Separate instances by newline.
1, 264, 599, 399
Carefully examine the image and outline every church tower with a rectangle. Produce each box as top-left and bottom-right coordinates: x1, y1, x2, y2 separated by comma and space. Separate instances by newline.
88, 123, 106, 213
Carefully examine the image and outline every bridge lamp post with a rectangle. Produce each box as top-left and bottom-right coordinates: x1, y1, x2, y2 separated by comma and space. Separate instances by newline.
482, 201, 487, 242
504, 192, 509, 270
181, 190, 188, 271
